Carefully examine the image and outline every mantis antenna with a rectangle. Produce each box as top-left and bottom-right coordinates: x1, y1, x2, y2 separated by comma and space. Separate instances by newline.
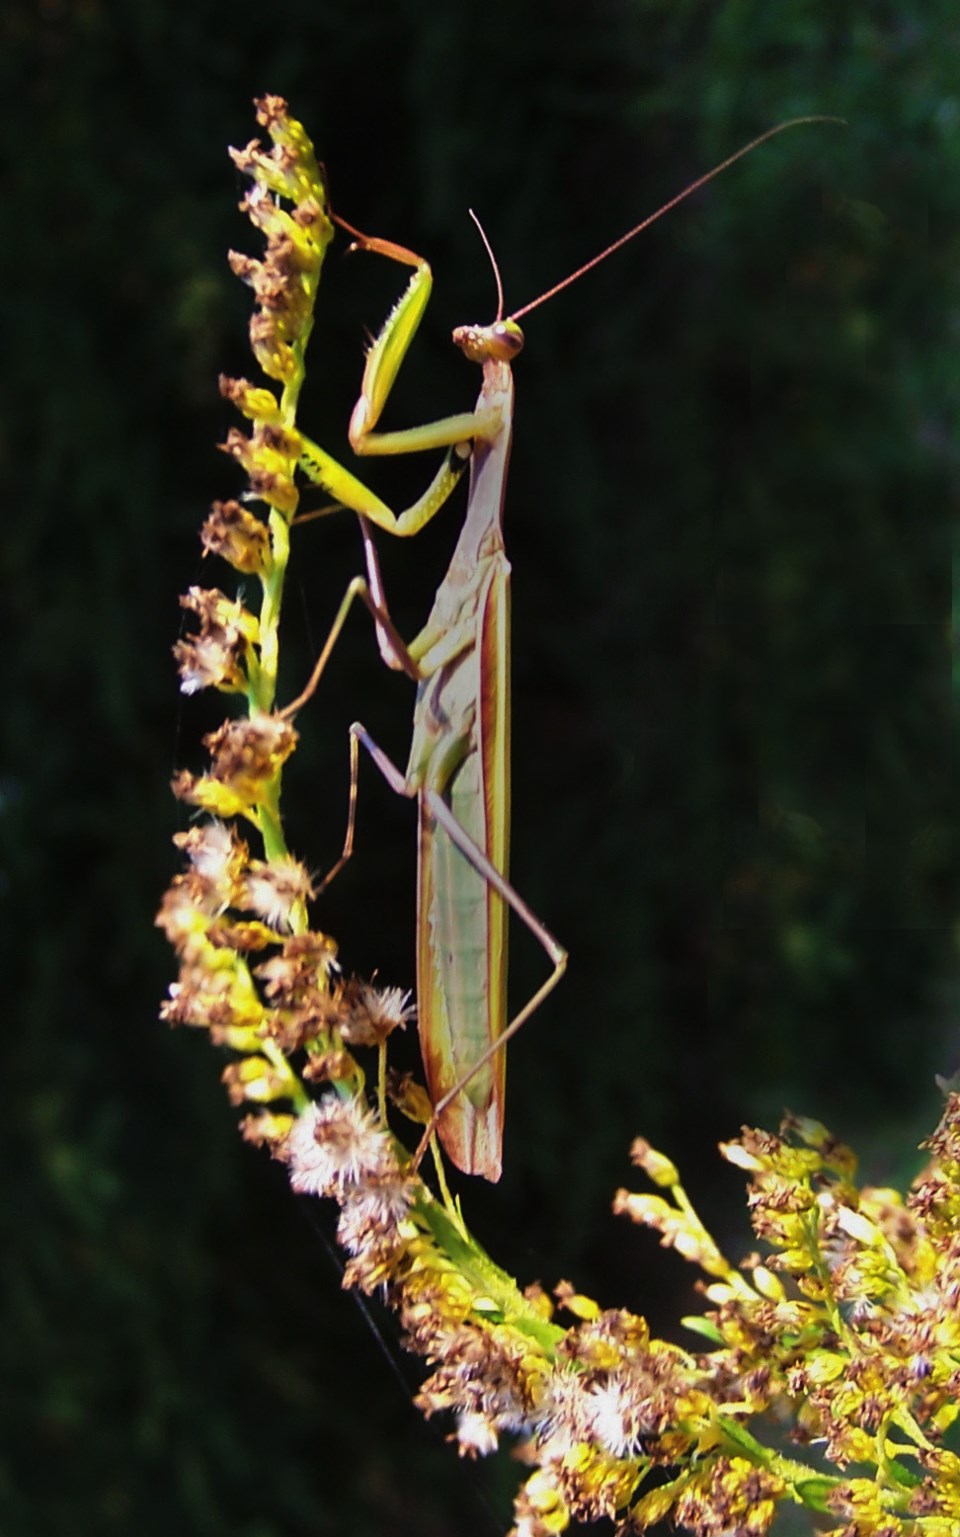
509, 115, 845, 323
467, 207, 505, 324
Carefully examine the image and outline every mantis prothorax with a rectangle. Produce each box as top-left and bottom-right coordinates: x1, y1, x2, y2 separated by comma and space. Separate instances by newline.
282, 116, 841, 1181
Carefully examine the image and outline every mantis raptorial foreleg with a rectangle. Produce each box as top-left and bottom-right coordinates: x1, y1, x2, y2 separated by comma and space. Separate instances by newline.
296, 234, 501, 543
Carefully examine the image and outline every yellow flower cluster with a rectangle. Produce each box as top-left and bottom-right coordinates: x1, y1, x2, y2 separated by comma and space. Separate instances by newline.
159, 98, 409, 1150
615, 1105, 960, 1533
277, 1087, 960, 1535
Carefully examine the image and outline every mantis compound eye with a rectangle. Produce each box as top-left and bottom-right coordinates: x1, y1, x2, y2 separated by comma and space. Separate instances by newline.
490, 320, 525, 359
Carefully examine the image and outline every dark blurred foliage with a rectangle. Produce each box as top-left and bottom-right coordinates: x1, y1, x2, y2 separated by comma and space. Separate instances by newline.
3, 2, 960, 1533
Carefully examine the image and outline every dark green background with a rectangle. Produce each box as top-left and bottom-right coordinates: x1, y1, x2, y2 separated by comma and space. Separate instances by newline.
4, 3, 959, 1533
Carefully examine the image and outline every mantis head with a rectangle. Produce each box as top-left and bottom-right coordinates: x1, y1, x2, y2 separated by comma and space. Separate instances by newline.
457, 209, 525, 364
452, 318, 525, 365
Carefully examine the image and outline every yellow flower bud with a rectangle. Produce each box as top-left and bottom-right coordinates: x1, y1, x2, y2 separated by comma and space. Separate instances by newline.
630, 1137, 679, 1187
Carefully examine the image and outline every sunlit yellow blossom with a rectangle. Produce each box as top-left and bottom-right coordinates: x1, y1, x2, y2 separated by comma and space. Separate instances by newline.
172, 714, 297, 817
161, 949, 265, 1034
552, 1442, 640, 1522
613, 1188, 728, 1274
224, 98, 331, 394
219, 423, 300, 514
207, 1020, 264, 1053
512, 1469, 569, 1537
174, 587, 259, 695
229, 114, 323, 206
673, 1456, 784, 1536
218, 375, 282, 424
170, 769, 251, 820
750, 1264, 785, 1301
205, 712, 297, 800
255, 930, 339, 1000
236, 188, 324, 270
221, 1054, 291, 1106
200, 499, 271, 575
630, 1137, 679, 1187
553, 1280, 600, 1322
156, 876, 223, 952
631, 1478, 679, 1529
240, 1110, 296, 1149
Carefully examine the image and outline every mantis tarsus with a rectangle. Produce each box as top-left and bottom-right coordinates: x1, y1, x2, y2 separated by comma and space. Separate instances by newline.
282, 116, 839, 1181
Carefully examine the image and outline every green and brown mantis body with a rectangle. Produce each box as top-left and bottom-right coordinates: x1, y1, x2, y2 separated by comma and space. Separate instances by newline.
288, 251, 543, 1181
283, 118, 838, 1181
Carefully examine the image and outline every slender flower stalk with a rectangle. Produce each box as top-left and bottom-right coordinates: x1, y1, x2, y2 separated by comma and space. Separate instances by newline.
159, 98, 960, 1537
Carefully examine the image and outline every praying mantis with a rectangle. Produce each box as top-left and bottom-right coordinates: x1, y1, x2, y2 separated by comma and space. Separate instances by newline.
282, 117, 838, 1181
